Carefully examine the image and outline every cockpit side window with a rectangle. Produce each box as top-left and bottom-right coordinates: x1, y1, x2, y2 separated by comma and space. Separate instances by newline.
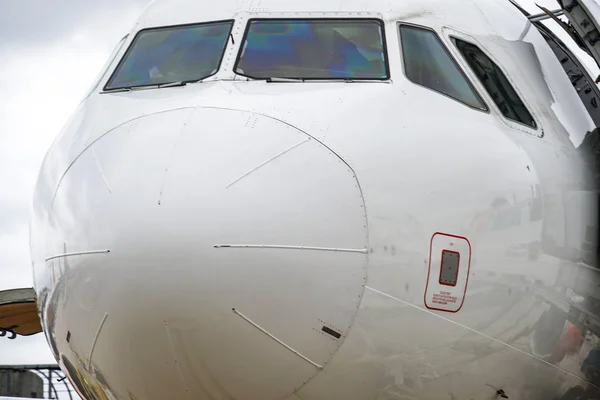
454, 39, 537, 129
398, 24, 487, 111
234, 19, 389, 80
104, 20, 234, 91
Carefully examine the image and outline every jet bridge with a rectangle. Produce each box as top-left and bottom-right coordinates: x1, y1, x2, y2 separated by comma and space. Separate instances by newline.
557, 0, 600, 69
0, 288, 43, 340
524, 0, 600, 71
511, 0, 600, 127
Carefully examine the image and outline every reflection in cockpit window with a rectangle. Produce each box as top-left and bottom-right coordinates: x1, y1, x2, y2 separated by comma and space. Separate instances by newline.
234, 19, 389, 80
455, 39, 537, 129
399, 25, 487, 111
104, 21, 233, 90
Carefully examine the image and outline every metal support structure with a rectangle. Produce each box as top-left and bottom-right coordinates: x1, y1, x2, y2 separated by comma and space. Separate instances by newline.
0, 365, 76, 399
528, 8, 566, 22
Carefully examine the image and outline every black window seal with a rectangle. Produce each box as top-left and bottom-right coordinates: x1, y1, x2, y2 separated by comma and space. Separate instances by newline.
102, 19, 236, 92
450, 36, 540, 132
233, 17, 391, 81
397, 22, 489, 113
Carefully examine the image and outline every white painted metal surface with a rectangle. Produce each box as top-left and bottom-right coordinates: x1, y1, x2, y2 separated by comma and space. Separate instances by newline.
18, 0, 600, 399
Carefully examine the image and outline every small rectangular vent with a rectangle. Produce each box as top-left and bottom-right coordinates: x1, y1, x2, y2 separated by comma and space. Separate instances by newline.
321, 326, 342, 339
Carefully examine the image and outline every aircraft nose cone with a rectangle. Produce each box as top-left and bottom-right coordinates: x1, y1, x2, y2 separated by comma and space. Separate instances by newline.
47, 107, 369, 400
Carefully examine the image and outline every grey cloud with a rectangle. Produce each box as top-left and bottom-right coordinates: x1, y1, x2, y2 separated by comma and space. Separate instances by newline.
0, 201, 29, 234
0, 0, 151, 49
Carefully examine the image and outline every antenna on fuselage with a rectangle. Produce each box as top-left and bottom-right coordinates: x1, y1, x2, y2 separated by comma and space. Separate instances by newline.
506, 0, 565, 22
528, 7, 566, 22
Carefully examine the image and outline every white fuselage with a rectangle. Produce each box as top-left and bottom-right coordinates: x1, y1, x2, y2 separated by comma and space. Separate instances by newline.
29, 0, 600, 399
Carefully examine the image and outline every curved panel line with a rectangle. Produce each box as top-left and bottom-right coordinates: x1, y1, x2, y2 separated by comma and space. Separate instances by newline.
49, 106, 195, 208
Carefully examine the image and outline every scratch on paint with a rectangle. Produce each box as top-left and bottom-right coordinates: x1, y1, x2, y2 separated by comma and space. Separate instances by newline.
158, 109, 196, 206
87, 313, 108, 370
91, 146, 112, 194
163, 320, 234, 399
226, 138, 311, 188
45, 249, 111, 262
163, 320, 191, 395
232, 308, 323, 370
214, 244, 368, 254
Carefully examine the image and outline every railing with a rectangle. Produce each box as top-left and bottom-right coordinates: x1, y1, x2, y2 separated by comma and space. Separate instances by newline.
0, 365, 79, 400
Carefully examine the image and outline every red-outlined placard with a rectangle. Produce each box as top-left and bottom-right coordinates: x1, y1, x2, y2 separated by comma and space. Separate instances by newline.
424, 232, 471, 313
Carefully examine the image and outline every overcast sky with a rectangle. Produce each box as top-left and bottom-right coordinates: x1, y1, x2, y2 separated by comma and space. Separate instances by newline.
0, 0, 598, 393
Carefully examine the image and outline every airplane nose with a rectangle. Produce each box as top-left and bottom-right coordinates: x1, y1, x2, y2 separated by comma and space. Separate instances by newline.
47, 107, 369, 400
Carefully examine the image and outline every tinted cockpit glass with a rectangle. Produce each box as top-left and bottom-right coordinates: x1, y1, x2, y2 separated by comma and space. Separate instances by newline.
400, 25, 487, 111
454, 39, 537, 128
234, 19, 389, 80
104, 21, 233, 90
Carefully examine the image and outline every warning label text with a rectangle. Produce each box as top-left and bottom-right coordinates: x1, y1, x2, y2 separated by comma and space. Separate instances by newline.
432, 291, 458, 305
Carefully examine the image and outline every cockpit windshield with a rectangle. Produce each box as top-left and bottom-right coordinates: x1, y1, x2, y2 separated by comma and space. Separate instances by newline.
234, 19, 389, 80
104, 20, 233, 91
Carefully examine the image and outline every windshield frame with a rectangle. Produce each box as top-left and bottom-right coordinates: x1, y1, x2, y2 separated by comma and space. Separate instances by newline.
233, 17, 391, 81
86, 34, 129, 97
397, 22, 490, 113
102, 19, 235, 91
